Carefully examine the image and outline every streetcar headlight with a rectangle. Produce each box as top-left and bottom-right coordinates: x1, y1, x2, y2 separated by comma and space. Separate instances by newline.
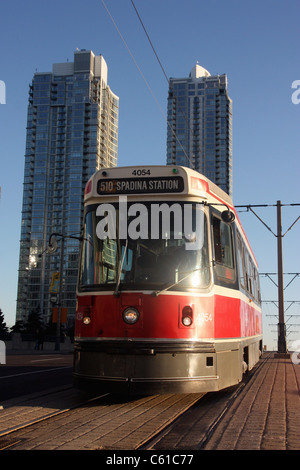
83, 316, 91, 325
122, 307, 140, 325
181, 306, 193, 327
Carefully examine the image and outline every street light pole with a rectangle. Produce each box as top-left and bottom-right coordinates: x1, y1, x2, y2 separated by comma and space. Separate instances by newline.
55, 235, 64, 351
47, 232, 83, 352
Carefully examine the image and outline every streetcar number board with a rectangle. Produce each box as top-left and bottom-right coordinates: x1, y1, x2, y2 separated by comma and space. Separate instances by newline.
97, 176, 184, 195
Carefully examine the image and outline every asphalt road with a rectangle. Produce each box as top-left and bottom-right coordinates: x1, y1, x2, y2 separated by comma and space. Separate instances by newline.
0, 352, 74, 402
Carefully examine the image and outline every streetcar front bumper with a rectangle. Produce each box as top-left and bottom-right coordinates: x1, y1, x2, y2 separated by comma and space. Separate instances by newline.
73, 339, 242, 394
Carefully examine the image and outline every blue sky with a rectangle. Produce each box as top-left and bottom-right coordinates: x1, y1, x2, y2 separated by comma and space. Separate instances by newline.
0, 0, 299, 349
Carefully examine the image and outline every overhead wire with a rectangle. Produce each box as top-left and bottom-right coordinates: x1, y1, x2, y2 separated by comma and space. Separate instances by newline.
130, 0, 169, 85
130, 0, 196, 169
101, 0, 161, 110
100, 0, 194, 168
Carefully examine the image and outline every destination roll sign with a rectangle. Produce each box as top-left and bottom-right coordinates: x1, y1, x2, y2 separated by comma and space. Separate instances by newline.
97, 176, 184, 195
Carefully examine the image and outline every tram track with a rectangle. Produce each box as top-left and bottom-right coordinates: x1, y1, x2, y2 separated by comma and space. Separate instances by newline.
0, 354, 271, 450
0, 385, 108, 446
0, 387, 205, 450
140, 352, 272, 450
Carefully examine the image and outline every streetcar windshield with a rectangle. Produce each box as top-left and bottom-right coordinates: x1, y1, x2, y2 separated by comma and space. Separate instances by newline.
78, 202, 210, 291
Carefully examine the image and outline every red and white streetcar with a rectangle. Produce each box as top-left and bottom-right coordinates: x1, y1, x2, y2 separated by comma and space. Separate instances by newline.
73, 165, 262, 394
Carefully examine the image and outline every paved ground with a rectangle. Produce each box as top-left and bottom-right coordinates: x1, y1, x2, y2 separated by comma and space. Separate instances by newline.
203, 353, 300, 450
150, 352, 300, 450
0, 352, 299, 451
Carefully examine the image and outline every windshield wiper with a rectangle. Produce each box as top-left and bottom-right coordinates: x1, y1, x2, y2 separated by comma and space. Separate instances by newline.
114, 240, 128, 297
151, 267, 203, 297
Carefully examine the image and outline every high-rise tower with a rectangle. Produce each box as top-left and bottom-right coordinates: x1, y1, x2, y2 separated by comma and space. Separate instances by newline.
16, 50, 119, 326
167, 64, 232, 197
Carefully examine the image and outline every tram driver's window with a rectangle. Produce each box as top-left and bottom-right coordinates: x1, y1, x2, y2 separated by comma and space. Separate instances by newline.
213, 217, 235, 280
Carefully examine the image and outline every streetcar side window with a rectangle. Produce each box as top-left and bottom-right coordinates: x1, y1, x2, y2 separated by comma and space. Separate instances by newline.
244, 252, 251, 294
236, 232, 261, 304
237, 233, 246, 289
212, 216, 235, 281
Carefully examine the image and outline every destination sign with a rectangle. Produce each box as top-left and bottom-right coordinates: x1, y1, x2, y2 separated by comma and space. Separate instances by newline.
97, 176, 184, 195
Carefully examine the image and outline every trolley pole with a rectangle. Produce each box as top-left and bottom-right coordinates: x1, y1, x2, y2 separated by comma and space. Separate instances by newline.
277, 201, 287, 353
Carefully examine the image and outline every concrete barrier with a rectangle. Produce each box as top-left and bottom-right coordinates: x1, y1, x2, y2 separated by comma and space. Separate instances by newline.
4, 333, 73, 353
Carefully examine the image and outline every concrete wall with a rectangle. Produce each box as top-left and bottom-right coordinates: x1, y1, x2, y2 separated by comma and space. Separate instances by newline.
4, 333, 73, 352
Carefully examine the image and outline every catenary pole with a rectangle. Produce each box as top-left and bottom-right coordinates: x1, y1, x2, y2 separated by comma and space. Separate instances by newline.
277, 201, 287, 353
235, 201, 300, 353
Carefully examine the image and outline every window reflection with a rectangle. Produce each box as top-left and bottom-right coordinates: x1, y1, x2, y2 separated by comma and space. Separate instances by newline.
79, 202, 210, 291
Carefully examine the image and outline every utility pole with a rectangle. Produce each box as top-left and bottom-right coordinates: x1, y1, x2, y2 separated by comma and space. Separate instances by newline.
276, 201, 287, 353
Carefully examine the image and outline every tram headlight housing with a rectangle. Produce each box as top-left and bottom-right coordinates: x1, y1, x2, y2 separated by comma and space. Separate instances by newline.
181, 306, 193, 327
122, 307, 140, 325
83, 316, 91, 325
